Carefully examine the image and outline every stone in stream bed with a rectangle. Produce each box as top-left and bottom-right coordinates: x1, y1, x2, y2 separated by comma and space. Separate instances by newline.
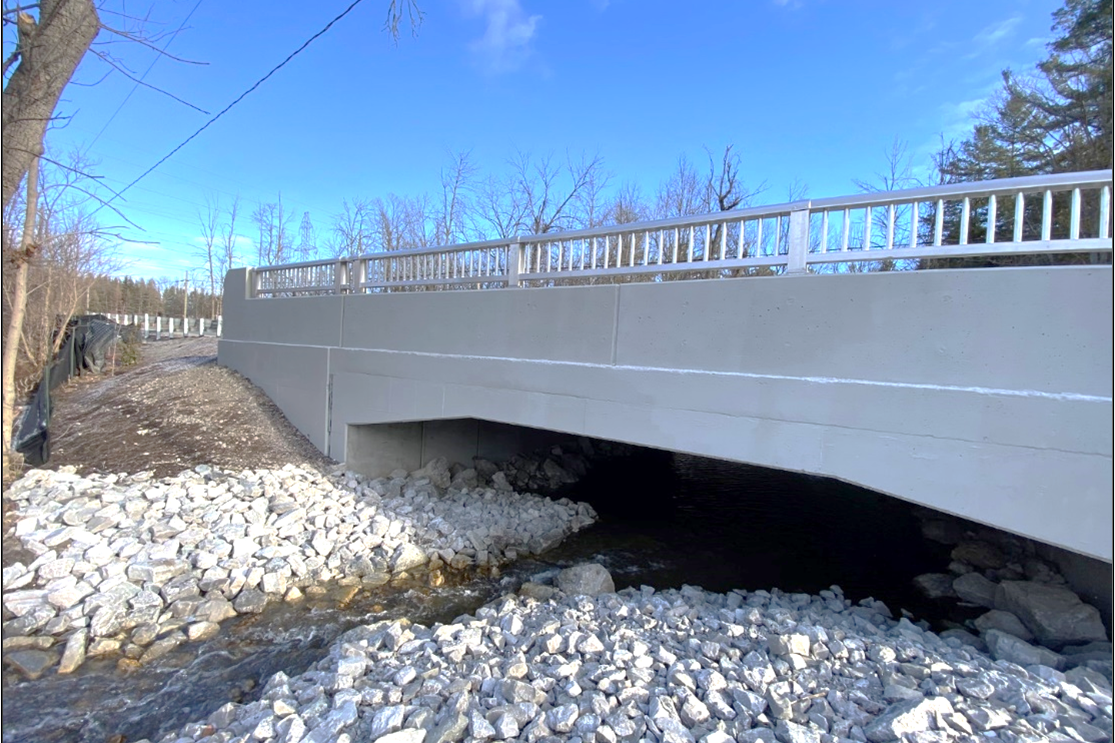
4, 648, 57, 679
556, 563, 615, 596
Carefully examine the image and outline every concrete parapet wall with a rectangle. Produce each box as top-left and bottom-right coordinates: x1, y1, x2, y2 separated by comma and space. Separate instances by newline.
218, 266, 1114, 561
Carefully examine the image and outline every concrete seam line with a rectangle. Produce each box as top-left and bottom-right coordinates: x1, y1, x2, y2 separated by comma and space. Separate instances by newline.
216, 339, 1114, 404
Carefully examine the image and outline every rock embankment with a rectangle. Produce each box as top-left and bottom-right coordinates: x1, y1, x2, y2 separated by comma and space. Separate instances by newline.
912, 521, 1110, 681
2, 459, 597, 678
146, 566, 1112, 743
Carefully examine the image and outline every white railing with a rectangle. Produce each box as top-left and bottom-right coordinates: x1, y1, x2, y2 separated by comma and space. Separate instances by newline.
250, 170, 1112, 297
103, 313, 223, 339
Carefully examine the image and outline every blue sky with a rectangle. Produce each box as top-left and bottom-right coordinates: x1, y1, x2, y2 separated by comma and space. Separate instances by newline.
29, 0, 1062, 279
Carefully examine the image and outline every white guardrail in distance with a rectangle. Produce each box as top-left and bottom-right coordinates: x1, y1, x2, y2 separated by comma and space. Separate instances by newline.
250, 170, 1113, 297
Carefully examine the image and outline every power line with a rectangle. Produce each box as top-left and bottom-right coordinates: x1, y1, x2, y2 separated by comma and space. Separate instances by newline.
93, 0, 370, 217
87, 0, 206, 150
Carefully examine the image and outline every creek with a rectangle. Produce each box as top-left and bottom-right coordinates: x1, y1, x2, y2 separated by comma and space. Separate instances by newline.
1, 450, 957, 743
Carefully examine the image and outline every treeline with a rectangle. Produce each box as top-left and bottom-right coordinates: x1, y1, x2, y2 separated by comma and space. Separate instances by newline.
85, 276, 221, 319
937, 0, 1110, 181
206, 145, 760, 273
927, 0, 1111, 260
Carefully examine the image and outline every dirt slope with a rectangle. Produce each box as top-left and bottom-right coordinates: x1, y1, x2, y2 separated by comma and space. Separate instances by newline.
43, 336, 332, 477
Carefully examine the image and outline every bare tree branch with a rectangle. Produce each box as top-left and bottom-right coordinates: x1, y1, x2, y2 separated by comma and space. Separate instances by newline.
89, 48, 209, 112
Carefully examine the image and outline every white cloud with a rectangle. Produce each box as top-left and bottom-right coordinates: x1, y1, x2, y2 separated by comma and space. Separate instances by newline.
463, 0, 542, 74
938, 97, 987, 137
969, 16, 1021, 54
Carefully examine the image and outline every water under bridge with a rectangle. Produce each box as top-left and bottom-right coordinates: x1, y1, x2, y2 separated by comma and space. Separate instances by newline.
218, 170, 1113, 563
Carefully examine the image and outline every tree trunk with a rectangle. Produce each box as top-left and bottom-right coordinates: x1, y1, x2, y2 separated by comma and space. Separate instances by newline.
2, 156, 40, 473
1, 0, 100, 209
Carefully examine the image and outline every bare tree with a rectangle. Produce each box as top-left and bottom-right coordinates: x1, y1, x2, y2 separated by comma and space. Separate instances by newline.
435, 150, 476, 245
573, 158, 614, 230
609, 181, 650, 225
219, 195, 241, 279
470, 151, 607, 239
252, 195, 295, 265
1, 0, 100, 209
471, 173, 527, 240
371, 193, 431, 252
1, 153, 40, 466
852, 138, 921, 254
2, 155, 119, 470
655, 155, 705, 219
329, 198, 373, 257
197, 195, 220, 316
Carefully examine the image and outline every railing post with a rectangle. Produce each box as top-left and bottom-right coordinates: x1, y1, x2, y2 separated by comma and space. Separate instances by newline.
786, 205, 811, 274
354, 258, 367, 294
335, 259, 346, 294
507, 239, 522, 288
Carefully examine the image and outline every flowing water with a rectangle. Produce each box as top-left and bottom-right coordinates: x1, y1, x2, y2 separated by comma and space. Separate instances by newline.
2, 451, 956, 743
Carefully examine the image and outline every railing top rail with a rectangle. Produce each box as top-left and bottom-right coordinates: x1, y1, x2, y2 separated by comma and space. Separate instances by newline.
810, 170, 1113, 210
251, 256, 342, 271
518, 200, 807, 244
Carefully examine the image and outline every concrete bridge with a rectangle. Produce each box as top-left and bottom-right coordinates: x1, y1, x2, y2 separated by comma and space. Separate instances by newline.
219, 171, 1113, 562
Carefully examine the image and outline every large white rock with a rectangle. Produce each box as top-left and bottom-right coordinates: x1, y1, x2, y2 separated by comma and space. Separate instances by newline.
994, 581, 1108, 649
556, 563, 615, 596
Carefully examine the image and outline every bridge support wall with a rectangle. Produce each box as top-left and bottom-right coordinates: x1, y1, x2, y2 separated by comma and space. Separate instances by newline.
219, 266, 1113, 561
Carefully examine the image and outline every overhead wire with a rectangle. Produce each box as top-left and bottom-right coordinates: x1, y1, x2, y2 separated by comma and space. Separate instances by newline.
92, 0, 370, 217
86, 0, 207, 151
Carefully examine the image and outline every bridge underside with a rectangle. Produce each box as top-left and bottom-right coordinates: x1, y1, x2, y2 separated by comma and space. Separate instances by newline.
218, 266, 1113, 562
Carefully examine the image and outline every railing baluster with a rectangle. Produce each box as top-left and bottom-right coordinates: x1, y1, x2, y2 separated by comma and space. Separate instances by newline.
672, 228, 679, 263
934, 200, 944, 246
687, 226, 694, 262
886, 204, 895, 249
841, 210, 849, 251
657, 230, 665, 264
909, 202, 918, 248
1100, 184, 1111, 239
1070, 187, 1081, 240
591, 237, 598, 270
959, 197, 970, 245
703, 223, 710, 261
1013, 193, 1024, 242
1042, 190, 1053, 241
863, 208, 872, 251
644, 231, 651, 265
986, 194, 997, 244
757, 219, 765, 256
630, 233, 636, 267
